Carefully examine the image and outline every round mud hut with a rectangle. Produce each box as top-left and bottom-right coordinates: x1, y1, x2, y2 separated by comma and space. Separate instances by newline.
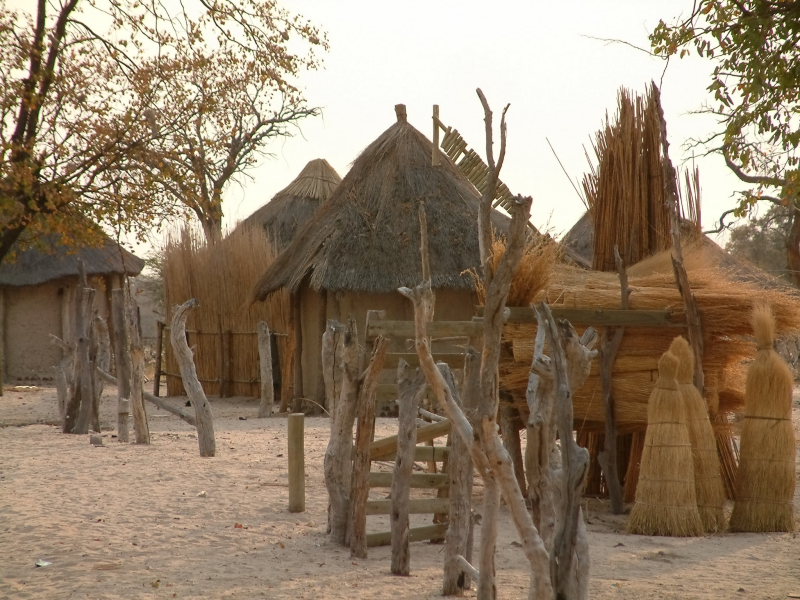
235, 158, 342, 251
0, 230, 144, 383
252, 104, 511, 411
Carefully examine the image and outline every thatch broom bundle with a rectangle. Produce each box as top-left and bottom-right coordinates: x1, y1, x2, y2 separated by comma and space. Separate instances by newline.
627, 350, 704, 536
669, 335, 727, 532
729, 303, 796, 532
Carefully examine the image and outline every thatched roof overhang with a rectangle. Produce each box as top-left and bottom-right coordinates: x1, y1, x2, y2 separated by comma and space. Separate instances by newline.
253, 107, 514, 301
561, 210, 798, 293
0, 234, 145, 287
236, 158, 342, 250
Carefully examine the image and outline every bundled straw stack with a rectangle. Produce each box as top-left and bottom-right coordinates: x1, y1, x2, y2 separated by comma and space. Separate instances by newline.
669, 335, 727, 532
729, 303, 796, 532
627, 351, 704, 536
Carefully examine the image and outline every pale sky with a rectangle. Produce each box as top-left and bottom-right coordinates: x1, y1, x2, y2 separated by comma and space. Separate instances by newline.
7, 0, 747, 248
224, 0, 742, 246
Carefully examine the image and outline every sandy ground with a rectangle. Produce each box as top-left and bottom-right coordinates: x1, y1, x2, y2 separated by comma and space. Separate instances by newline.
1, 385, 799, 600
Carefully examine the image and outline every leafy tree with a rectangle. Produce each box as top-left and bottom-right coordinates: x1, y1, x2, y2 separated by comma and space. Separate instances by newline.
651, 1, 800, 284
0, 0, 325, 261
725, 203, 794, 282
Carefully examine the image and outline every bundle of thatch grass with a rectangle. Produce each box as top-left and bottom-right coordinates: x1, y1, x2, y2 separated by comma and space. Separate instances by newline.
729, 303, 796, 532
627, 351, 704, 536
669, 335, 727, 532
163, 226, 292, 401
501, 241, 800, 427
474, 236, 559, 306
582, 83, 673, 272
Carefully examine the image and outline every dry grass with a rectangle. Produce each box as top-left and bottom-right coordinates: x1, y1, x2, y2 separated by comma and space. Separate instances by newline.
729, 303, 796, 532
669, 335, 727, 532
163, 227, 292, 401
474, 236, 559, 307
627, 351, 704, 536
582, 84, 674, 272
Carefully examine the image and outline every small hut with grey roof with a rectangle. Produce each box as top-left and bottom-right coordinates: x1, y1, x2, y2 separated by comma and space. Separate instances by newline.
234, 158, 341, 251
252, 104, 510, 409
0, 231, 144, 383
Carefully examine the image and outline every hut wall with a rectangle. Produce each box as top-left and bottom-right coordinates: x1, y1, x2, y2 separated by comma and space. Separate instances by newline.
296, 285, 478, 409
2, 275, 119, 384
3, 282, 63, 382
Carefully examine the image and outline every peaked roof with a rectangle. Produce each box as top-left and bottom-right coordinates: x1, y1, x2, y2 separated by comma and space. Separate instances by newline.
236, 158, 341, 250
253, 105, 512, 300
561, 210, 797, 291
0, 232, 145, 287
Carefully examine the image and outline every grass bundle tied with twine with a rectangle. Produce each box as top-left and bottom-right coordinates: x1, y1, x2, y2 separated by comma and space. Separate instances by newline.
729, 303, 796, 532
669, 335, 727, 532
627, 350, 704, 536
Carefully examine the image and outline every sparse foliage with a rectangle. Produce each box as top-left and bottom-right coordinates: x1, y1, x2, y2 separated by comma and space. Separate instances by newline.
0, 0, 326, 260
651, 1, 800, 283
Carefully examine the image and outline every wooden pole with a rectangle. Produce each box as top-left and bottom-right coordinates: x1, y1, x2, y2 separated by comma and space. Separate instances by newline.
111, 289, 131, 442
390, 360, 425, 575
324, 318, 358, 545
96, 367, 196, 426
221, 329, 232, 398
170, 299, 216, 457
432, 104, 441, 167
129, 299, 149, 444
258, 322, 275, 417
349, 336, 389, 559
288, 413, 305, 513
153, 321, 164, 397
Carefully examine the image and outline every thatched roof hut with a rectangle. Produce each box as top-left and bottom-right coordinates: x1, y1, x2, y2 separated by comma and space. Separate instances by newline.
0, 232, 144, 383
253, 104, 511, 410
235, 158, 341, 251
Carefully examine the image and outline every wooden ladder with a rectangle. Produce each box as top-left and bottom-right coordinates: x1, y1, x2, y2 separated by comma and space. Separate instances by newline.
365, 419, 453, 547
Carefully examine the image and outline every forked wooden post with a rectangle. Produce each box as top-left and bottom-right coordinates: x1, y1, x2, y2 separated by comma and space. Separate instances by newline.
288, 413, 305, 513
257, 321, 275, 417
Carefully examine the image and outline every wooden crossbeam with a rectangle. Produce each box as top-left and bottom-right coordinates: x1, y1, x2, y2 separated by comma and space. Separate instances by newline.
366, 498, 450, 515
367, 472, 449, 489
369, 419, 452, 461
366, 523, 448, 548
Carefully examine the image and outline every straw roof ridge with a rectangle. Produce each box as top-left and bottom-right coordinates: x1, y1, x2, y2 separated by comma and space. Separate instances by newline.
0, 230, 145, 287
253, 113, 514, 300
561, 210, 799, 294
235, 158, 342, 251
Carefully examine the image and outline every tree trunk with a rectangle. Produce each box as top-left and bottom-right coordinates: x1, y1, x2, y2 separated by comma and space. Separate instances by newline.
786, 207, 800, 288
170, 299, 215, 457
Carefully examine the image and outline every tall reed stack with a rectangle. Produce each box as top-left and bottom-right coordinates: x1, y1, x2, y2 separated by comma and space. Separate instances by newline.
627, 351, 704, 536
669, 335, 727, 532
163, 227, 292, 400
729, 303, 796, 532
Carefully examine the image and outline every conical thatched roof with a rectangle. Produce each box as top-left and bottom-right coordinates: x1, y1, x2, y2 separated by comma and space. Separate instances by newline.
253, 105, 512, 300
236, 158, 341, 250
0, 232, 144, 287
561, 210, 797, 291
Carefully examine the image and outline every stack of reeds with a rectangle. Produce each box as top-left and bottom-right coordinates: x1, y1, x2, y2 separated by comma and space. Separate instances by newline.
729, 303, 796, 532
582, 84, 673, 272
669, 335, 727, 532
627, 350, 704, 536
501, 242, 800, 429
163, 226, 292, 401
